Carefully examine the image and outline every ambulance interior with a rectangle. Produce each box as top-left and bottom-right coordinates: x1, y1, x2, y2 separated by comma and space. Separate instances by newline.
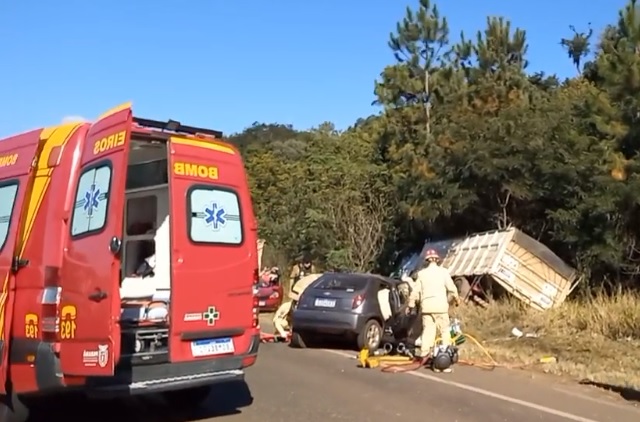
119, 137, 171, 360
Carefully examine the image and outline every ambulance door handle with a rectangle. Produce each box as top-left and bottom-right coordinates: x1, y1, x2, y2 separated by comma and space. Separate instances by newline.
88, 289, 108, 302
109, 236, 122, 255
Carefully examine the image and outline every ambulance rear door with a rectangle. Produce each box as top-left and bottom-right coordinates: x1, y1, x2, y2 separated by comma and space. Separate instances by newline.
0, 130, 46, 394
168, 138, 256, 362
59, 104, 132, 376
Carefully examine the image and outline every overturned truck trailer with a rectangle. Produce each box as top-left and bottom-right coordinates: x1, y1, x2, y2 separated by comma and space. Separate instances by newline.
422, 228, 580, 311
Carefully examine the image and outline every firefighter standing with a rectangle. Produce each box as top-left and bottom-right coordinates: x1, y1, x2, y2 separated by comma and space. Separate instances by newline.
289, 255, 316, 288
407, 249, 461, 372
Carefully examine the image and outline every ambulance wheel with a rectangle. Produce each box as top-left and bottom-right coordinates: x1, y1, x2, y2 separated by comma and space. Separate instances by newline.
357, 319, 382, 351
0, 391, 29, 422
163, 385, 211, 409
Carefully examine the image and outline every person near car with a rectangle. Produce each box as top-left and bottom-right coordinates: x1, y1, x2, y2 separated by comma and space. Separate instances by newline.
400, 273, 416, 291
272, 299, 293, 338
377, 286, 392, 321
272, 286, 305, 338
289, 254, 316, 288
407, 249, 461, 372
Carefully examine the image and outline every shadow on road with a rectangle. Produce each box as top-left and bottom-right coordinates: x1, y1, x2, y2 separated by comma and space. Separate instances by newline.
579, 380, 640, 403
27, 381, 254, 422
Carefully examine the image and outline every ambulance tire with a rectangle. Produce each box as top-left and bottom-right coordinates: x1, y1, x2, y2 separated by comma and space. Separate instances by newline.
162, 385, 211, 409
0, 391, 29, 422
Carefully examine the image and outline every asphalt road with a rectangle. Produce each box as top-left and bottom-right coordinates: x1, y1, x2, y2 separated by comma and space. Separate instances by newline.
27, 318, 640, 422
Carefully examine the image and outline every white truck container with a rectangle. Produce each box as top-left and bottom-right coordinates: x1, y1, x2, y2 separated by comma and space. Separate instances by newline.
408, 227, 580, 311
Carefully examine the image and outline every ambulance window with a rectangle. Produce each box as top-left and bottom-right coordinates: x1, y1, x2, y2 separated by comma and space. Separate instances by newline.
71, 165, 112, 237
188, 187, 242, 245
0, 182, 19, 251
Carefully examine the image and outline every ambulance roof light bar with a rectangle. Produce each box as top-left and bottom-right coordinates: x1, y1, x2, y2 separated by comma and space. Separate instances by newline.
133, 117, 223, 138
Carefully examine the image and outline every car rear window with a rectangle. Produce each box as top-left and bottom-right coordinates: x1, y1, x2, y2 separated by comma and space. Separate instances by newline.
313, 276, 368, 291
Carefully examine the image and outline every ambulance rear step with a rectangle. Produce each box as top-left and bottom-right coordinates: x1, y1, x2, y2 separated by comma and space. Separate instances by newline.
85, 369, 244, 397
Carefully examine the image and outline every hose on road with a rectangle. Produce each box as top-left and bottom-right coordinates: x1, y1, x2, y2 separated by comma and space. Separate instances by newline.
260, 329, 535, 373
374, 332, 522, 373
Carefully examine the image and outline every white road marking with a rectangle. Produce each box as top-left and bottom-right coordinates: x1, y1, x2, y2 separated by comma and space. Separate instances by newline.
552, 385, 640, 412
323, 349, 601, 422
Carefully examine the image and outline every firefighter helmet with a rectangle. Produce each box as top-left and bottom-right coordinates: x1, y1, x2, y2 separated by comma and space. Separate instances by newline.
424, 249, 440, 261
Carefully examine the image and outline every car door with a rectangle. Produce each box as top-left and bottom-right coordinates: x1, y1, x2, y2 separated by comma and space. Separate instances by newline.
59, 103, 132, 376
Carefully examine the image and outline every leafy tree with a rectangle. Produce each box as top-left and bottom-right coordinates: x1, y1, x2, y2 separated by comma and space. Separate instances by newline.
233, 0, 640, 290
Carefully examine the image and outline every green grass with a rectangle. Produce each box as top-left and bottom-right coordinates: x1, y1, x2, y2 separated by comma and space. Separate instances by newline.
456, 292, 640, 390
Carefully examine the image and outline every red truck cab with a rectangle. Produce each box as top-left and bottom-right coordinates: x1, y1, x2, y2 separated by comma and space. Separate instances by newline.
0, 103, 261, 422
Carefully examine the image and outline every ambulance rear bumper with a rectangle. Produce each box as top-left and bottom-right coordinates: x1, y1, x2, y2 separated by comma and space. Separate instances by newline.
85, 333, 260, 398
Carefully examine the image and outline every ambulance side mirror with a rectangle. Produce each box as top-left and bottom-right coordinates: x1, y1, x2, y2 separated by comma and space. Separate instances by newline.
109, 236, 122, 255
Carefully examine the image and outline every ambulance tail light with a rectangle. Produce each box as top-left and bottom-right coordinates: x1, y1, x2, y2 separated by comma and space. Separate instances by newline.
41, 287, 62, 341
352, 294, 365, 309
252, 268, 259, 328
252, 268, 259, 296
252, 295, 259, 328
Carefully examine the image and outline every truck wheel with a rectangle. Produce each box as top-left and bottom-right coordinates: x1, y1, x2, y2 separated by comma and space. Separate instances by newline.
0, 392, 29, 422
357, 319, 382, 351
163, 385, 211, 409
454, 277, 471, 301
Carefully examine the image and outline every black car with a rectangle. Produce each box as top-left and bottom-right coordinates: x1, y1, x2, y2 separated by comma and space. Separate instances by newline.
290, 272, 407, 350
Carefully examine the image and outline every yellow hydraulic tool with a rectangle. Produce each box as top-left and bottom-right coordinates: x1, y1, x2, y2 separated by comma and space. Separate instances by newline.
357, 348, 416, 369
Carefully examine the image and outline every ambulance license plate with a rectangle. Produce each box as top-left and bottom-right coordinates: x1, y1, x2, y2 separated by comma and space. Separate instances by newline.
191, 338, 235, 357
314, 298, 336, 308
259, 300, 266, 306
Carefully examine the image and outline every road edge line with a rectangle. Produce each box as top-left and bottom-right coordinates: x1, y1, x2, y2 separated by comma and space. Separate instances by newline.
322, 349, 600, 422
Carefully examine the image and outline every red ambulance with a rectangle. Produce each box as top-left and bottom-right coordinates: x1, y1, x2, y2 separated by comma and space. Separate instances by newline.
0, 103, 261, 421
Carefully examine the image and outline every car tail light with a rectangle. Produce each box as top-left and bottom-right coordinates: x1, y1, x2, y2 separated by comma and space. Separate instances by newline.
352, 294, 364, 309
252, 268, 260, 328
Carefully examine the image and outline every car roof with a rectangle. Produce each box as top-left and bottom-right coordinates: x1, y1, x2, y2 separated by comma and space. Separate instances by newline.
318, 272, 399, 286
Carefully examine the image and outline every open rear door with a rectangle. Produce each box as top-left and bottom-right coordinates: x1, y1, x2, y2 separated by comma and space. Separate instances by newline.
168, 137, 255, 363
59, 104, 132, 376
0, 130, 46, 394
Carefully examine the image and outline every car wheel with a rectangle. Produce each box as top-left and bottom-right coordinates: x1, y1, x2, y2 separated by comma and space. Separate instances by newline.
357, 319, 382, 351
289, 330, 309, 348
0, 392, 29, 422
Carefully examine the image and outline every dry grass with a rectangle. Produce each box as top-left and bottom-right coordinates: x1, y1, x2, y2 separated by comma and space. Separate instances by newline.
455, 292, 640, 391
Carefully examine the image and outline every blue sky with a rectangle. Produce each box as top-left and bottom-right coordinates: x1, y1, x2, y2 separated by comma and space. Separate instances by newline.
0, 0, 628, 138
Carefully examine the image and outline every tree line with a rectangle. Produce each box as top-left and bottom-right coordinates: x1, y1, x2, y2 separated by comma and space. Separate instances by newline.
229, 0, 640, 290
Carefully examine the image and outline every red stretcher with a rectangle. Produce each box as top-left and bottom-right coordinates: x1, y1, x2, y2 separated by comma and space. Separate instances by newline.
260, 332, 290, 343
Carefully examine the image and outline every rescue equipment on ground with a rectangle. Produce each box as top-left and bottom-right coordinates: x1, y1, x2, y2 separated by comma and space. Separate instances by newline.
356, 317, 501, 373
431, 345, 458, 371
